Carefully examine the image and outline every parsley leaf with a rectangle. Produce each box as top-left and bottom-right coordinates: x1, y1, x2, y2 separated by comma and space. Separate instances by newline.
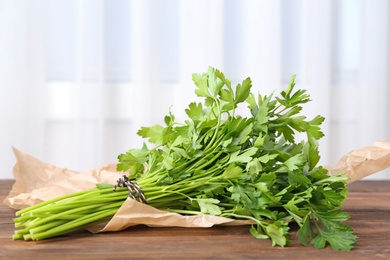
311, 229, 357, 251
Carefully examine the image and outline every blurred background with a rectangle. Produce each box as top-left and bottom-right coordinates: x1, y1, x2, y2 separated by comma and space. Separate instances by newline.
1, 0, 389, 180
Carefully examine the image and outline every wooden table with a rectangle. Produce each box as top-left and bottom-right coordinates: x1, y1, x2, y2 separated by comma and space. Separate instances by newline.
1, 180, 389, 259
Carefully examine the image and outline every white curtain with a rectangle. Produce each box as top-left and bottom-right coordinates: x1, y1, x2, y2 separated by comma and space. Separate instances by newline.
1, 0, 389, 180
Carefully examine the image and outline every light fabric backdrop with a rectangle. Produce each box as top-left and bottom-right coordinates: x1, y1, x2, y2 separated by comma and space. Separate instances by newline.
1, 0, 389, 179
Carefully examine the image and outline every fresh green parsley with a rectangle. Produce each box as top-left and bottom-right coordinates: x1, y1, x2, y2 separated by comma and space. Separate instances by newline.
13, 67, 357, 251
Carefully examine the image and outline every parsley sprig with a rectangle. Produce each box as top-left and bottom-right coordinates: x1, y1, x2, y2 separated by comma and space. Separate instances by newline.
13, 67, 357, 250
117, 67, 356, 250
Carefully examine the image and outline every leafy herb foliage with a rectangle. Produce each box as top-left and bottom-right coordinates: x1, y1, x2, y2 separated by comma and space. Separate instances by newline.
116, 67, 357, 250
13, 67, 356, 250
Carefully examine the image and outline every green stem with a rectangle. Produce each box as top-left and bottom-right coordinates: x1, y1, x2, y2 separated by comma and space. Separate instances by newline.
204, 98, 222, 151
29, 207, 118, 240
26, 201, 123, 229
29, 220, 68, 236
15, 188, 104, 216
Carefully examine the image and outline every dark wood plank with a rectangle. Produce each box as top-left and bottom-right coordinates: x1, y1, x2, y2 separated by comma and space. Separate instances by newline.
1, 180, 390, 259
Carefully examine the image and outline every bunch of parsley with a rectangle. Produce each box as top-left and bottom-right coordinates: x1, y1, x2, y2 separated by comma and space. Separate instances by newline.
13, 67, 356, 250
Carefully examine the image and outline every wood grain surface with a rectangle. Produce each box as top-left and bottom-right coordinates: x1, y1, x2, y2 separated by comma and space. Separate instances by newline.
1, 180, 389, 259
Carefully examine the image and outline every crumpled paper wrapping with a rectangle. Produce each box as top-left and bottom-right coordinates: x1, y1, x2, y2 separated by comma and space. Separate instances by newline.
4, 148, 120, 209
3, 142, 390, 233
326, 142, 390, 183
90, 198, 253, 233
